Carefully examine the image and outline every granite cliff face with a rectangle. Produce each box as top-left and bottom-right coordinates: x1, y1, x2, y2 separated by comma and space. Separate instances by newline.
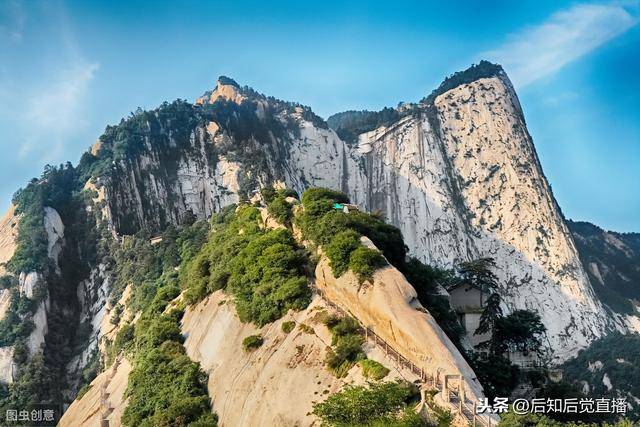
86, 67, 619, 361
0, 206, 64, 383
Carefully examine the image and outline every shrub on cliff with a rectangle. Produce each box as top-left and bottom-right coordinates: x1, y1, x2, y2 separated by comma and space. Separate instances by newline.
299, 188, 406, 265
359, 359, 390, 380
325, 230, 361, 277
181, 205, 311, 326
242, 334, 264, 352
281, 321, 296, 333
123, 282, 214, 426
349, 247, 386, 283
267, 195, 293, 226
260, 186, 278, 204
313, 381, 424, 426
301, 188, 349, 207
324, 316, 365, 377
122, 341, 214, 427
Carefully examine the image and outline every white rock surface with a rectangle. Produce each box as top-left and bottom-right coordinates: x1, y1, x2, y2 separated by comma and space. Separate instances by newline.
603, 373, 613, 391
278, 76, 613, 361
65, 263, 113, 396
182, 291, 421, 427
0, 347, 15, 384
27, 297, 49, 354
195, 78, 246, 105
0, 205, 19, 277
44, 206, 64, 266
18, 271, 41, 299
316, 238, 485, 403
59, 357, 132, 427
0, 289, 12, 322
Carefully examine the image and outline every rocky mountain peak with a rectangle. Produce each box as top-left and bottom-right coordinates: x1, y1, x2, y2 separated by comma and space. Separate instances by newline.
195, 75, 246, 105
2, 60, 638, 424
423, 60, 507, 105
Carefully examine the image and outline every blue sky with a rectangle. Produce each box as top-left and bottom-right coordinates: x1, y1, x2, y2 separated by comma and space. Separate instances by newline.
1, 0, 638, 231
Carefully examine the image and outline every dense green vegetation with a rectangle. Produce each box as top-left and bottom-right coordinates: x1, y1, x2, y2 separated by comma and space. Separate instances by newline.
266, 189, 295, 226
108, 221, 209, 312
422, 60, 504, 105
561, 332, 640, 421
468, 352, 519, 400
298, 187, 466, 350
325, 230, 361, 277
488, 310, 546, 355
123, 336, 215, 426
323, 315, 365, 378
359, 359, 390, 380
327, 107, 401, 144
181, 204, 311, 326
297, 188, 396, 283
7, 163, 83, 274
0, 289, 36, 347
0, 162, 108, 418
102, 223, 217, 426
242, 334, 264, 352
312, 381, 425, 426
349, 246, 388, 284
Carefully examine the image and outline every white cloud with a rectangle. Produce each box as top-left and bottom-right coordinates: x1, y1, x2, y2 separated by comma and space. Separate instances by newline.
25, 62, 99, 134
483, 2, 638, 87
18, 61, 99, 160
0, 1, 100, 163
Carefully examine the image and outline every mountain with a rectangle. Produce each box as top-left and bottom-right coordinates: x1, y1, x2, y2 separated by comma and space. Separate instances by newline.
83, 63, 621, 359
569, 220, 640, 317
0, 61, 637, 425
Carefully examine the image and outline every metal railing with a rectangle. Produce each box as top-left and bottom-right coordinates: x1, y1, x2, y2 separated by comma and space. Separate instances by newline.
315, 286, 494, 426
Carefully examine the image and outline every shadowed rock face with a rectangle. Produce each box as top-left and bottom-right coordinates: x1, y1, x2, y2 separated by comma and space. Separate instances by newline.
86, 67, 614, 361
568, 220, 640, 327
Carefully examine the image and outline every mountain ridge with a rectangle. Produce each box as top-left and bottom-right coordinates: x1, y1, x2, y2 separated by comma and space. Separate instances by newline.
0, 61, 638, 425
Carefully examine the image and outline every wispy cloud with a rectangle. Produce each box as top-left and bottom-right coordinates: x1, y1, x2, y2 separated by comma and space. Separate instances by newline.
0, 1, 99, 163
483, 2, 638, 87
19, 61, 99, 160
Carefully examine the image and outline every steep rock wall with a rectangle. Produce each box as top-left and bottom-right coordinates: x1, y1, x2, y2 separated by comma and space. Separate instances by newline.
0, 206, 19, 383
93, 74, 615, 360
181, 291, 422, 427
280, 76, 612, 360
59, 357, 132, 427
0, 205, 19, 277
315, 237, 485, 403
0, 207, 64, 383
431, 77, 611, 359
100, 126, 240, 235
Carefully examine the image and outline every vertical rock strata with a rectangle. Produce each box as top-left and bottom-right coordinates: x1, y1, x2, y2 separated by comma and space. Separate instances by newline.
281, 75, 612, 360
66, 72, 616, 367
